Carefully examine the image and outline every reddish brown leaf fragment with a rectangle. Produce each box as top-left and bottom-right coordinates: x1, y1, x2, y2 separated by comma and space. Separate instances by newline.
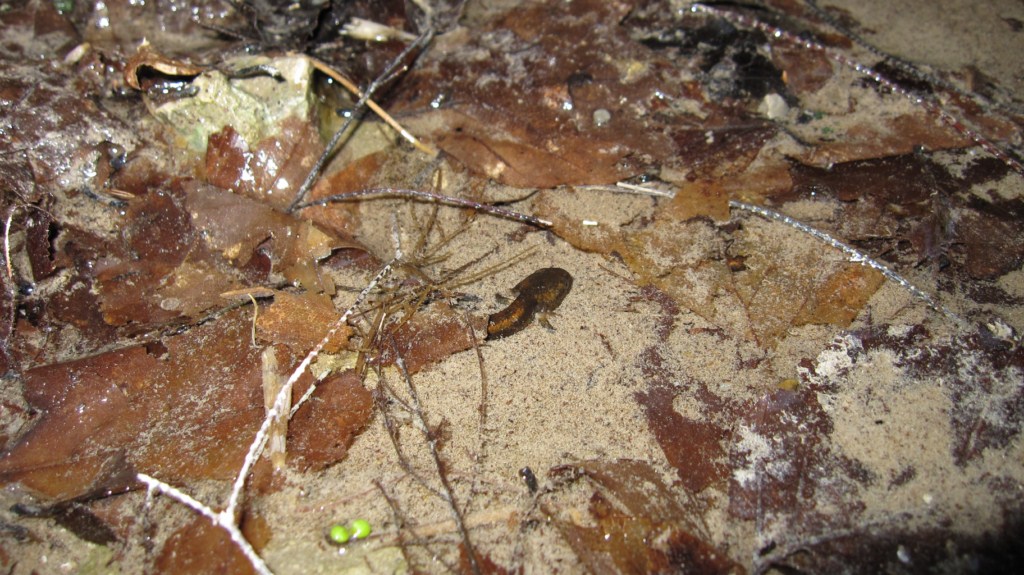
854, 325, 1024, 466
0, 0, 79, 61
305, 152, 383, 239
287, 370, 373, 472
546, 459, 743, 575
772, 43, 835, 94
154, 516, 258, 575
95, 187, 241, 326
633, 347, 731, 493
957, 205, 1024, 280
667, 179, 731, 223
789, 153, 953, 205
373, 301, 477, 374
0, 345, 159, 500
668, 124, 777, 181
791, 264, 886, 327
204, 125, 249, 192
458, 542, 510, 575
204, 118, 324, 212
256, 290, 353, 354
0, 311, 264, 500
727, 385, 870, 529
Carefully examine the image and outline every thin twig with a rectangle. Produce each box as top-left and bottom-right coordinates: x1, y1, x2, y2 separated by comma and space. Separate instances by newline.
225, 260, 396, 521
138, 473, 272, 575
729, 200, 967, 326
295, 187, 552, 228
287, 29, 436, 212
306, 55, 436, 156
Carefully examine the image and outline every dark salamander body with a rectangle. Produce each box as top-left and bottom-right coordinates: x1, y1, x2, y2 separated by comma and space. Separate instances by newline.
486, 267, 573, 340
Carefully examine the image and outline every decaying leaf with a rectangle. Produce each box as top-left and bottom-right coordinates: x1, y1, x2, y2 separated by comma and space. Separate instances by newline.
287, 369, 373, 472
94, 180, 363, 329
204, 118, 325, 212
185, 181, 361, 291
0, 309, 372, 501
372, 300, 481, 375
395, 0, 676, 188
256, 290, 353, 354
545, 459, 743, 575
537, 190, 885, 349
633, 346, 735, 493
154, 512, 270, 575
123, 42, 204, 91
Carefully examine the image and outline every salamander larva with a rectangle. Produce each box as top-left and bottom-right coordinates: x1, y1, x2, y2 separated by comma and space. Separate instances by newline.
486, 267, 573, 340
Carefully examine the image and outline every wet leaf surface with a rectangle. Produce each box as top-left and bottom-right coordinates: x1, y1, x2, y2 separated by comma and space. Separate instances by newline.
395, 0, 679, 187
155, 513, 267, 575
0, 309, 372, 500
546, 459, 743, 574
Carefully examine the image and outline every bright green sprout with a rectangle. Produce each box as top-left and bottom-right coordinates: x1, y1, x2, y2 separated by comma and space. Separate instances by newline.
328, 520, 372, 545
328, 524, 351, 544
349, 519, 372, 540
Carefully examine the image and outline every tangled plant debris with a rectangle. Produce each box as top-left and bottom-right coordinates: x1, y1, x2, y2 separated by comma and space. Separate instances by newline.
2, 0, 1024, 573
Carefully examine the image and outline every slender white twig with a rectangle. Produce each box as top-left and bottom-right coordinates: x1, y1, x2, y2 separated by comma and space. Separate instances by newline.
612, 181, 677, 198
729, 200, 967, 326
138, 473, 272, 575
137, 260, 395, 575
224, 260, 395, 521
3, 208, 16, 281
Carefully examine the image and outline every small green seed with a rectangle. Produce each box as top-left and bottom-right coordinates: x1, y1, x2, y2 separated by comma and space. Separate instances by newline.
328, 524, 351, 544
349, 519, 372, 540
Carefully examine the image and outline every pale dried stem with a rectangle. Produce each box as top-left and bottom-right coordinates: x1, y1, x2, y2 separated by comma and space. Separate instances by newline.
306, 56, 436, 156
226, 260, 395, 520
3, 208, 15, 281
138, 473, 272, 575
261, 347, 288, 471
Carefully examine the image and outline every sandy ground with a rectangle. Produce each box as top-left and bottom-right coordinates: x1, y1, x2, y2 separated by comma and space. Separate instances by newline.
1, 0, 1023, 573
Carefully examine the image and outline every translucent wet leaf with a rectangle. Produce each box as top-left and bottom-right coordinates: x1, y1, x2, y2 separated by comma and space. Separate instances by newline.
546, 459, 743, 574
0, 309, 372, 501
395, 0, 677, 187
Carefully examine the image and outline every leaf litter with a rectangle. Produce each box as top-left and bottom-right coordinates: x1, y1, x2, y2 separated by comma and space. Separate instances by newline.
2, 0, 1024, 573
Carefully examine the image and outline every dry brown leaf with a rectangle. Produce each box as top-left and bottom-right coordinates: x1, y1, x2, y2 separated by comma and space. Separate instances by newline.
0, 309, 371, 501
123, 43, 204, 91
256, 290, 353, 354
547, 459, 744, 575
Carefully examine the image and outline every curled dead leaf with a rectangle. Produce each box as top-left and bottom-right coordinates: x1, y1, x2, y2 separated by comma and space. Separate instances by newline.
123, 42, 203, 91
